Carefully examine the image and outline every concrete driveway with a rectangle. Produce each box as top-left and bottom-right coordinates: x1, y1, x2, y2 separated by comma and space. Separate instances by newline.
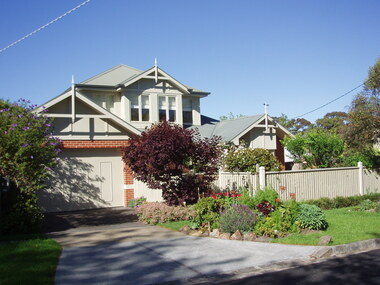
45, 208, 319, 285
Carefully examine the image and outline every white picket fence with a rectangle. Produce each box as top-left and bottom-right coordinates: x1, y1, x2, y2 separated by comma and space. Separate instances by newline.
133, 163, 380, 202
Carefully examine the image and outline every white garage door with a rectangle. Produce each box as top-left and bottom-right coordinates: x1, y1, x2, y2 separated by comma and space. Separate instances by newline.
38, 149, 124, 212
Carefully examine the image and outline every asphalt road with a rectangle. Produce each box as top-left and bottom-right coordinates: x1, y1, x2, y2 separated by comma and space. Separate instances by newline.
220, 249, 380, 285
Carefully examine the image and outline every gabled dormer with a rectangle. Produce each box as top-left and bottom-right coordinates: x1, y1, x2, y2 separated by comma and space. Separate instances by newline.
77, 64, 209, 130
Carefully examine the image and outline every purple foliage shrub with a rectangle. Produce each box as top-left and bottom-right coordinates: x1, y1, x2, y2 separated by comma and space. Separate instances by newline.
256, 200, 276, 216
122, 121, 221, 205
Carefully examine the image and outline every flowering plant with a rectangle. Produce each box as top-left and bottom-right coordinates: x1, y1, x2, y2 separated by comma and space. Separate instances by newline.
256, 200, 276, 216
0, 99, 60, 234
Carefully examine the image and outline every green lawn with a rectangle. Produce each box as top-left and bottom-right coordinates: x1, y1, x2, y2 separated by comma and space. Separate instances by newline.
158, 207, 380, 246
158, 220, 193, 231
273, 207, 380, 246
0, 234, 61, 285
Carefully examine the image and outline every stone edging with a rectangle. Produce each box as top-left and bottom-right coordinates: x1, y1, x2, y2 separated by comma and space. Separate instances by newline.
310, 238, 380, 259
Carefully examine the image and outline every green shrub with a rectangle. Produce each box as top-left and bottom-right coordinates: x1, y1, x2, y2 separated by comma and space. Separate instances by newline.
376, 202, 380, 213
302, 193, 380, 210
253, 187, 279, 205
127, 196, 147, 208
254, 199, 300, 238
135, 202, 196, 224
219, 205, 256, 233
235, 187, 256, 209
1, 194, 43, 234
296, 204, 328, 230
193, 197, 223, 230
359, 199, 376, 211
224, 148, 281, 172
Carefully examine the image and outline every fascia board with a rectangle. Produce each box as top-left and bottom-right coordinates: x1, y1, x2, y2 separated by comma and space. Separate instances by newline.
75, 93, 141, 135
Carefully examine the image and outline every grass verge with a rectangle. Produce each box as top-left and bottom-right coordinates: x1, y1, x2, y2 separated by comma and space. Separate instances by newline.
273, 207, 380, 246
158, 220, 193, 231
0, 234, 62, 285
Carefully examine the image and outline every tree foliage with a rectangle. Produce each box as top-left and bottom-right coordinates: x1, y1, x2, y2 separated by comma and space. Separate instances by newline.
0, 99, 61, 233
273, 114, 312, 134
219, 112, 244, 121
282, 129, 344, 168
315, 111, 348, 135
224, 148, 282, 172
344, 58, 380, 151
122, 121, 221, 206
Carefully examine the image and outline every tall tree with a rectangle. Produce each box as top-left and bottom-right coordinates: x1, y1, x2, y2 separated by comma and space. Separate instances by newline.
315, 111, 348, 135
345, 58, 380, 150
273, 114, 312, 134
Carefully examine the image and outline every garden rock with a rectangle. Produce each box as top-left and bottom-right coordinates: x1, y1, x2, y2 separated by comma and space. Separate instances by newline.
231, 230, 243, 240
310, 247, 333, 259
201, 230, 210, 237
256, 236, 272, 243
243, 232, 257, 241
189, 230, 203, 237
180, 225, 191, 235
219, 233, 231, 240
210, 229, 220, 238
319, 235, 333, 245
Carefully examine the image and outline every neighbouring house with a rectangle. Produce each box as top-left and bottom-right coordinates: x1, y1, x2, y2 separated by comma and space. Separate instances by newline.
35, 64, 291, 212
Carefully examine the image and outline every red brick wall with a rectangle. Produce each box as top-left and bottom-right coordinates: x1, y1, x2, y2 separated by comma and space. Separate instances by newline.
61, 140, 129, 149
124, 189, 134, 208
61, 139, 134, 207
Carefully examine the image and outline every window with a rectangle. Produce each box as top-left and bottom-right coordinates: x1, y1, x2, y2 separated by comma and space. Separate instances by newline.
130, 94, 150, 122
141, 95, 150, 121
168, 97, 176, 122
159, 96, 167, 121
182, 98, 193, 124
159, 96, 176, 122
130, 95, 139, 121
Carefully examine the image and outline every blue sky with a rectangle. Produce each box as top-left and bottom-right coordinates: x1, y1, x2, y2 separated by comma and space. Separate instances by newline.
0, 0, 379, 123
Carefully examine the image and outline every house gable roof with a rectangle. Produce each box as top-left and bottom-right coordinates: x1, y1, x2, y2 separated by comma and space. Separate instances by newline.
194, 114, 292, 143
35, 90, 141, 136
76, 64, 209, 95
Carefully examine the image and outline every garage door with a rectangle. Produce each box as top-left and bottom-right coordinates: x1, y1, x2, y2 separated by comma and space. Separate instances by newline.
38, 149, 124, 212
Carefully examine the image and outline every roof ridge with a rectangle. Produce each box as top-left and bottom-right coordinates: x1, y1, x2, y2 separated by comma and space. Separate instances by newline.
81, 64, 142, 84
222, 114, 264, 122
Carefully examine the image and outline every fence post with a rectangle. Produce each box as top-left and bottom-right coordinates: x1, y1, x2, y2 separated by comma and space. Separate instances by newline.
259, 166, 266, 189
358, 161, 364, 195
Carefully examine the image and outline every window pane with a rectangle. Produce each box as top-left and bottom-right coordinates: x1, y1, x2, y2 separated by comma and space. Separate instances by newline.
142, 95, 149, 108
183, 98, 192, 110
183, 110, 192, 124
142, 109, 149, 121
159, 97, 166, 109
130, 95, 138, 107
169, 97, 176, 110
169, 110, 176, 122
159, 109, 166, 121
131, 108, 139, 121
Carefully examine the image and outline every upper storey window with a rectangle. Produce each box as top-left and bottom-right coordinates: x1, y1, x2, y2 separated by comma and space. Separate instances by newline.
131, 95, 150, 122
182, 98, 193, 125
159, 96, 176, 122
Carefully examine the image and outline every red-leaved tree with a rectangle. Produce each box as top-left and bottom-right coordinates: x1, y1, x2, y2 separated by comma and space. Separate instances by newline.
122, 121, 221, 205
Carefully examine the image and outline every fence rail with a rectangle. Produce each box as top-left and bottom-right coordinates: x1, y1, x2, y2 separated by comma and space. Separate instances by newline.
134, 164, 380, 202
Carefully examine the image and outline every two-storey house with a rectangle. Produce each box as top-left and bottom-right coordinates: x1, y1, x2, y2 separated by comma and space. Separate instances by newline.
36, 64, 290, 212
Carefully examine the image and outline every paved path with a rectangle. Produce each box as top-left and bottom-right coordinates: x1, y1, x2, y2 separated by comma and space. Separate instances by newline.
55, 236, 318, 285
45, 208, 327, 284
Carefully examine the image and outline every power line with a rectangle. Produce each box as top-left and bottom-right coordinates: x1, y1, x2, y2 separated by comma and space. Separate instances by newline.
293, 81, 366, 119
0, 0, 93, 54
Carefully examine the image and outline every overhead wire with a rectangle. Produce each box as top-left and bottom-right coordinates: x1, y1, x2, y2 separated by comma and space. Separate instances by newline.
293, 79, 371, 119
0, 0, 93, 54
